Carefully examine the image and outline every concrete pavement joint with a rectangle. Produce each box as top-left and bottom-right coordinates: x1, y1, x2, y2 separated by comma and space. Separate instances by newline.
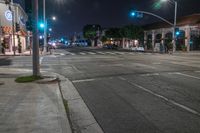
118, 76, 200, 117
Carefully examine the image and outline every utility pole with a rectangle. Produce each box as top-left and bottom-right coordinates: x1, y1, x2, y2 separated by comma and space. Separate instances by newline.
32, 0, 40, 76
43, 0, 47, 53
173, 1, 177, 53
9, 0, 16, 55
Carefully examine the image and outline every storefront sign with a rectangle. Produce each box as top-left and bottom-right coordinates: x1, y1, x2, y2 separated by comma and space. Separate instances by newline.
5, 10, 12, 21
19, 16, 26, 26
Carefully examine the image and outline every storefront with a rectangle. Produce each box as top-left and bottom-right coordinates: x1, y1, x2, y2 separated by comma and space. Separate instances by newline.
144, 14, 200, 52
0, 1, 28, 54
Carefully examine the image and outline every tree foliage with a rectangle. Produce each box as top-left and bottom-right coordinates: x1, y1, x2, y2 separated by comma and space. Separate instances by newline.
120, 24, 144, 40
104, 25, 143, 40
83, 24, 101, 40
105, 28, 122, 39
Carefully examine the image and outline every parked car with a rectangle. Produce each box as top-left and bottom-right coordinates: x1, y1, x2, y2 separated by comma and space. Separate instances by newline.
103, 44, 118, 49
131, 46, 144, 52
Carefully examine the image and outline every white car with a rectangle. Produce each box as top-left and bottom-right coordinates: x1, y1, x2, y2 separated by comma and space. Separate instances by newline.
131, 46, 144, 52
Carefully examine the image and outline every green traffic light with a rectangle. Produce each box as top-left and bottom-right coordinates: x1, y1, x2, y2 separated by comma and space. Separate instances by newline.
131, 12, 136, 17
39, 23, 45, 28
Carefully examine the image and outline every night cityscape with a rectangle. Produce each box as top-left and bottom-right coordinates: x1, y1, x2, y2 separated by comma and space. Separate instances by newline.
0, 0, 200, 133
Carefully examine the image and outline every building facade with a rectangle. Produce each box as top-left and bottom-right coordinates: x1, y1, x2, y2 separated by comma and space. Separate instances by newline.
0, 1, 28, 54
144, 14, 200, 52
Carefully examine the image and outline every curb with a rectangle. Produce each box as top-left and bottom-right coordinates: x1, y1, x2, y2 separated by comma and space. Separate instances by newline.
57, 74, 104, 133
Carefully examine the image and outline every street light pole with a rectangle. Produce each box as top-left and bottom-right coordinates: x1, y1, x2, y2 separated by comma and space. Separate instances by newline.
43, 0, 47, 53
32, 0, 40, 76
173, 1, 177, 52
10, 0, 16, 55
161, 0, 177, 52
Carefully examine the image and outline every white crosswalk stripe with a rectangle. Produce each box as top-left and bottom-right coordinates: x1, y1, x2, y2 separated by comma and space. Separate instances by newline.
79, 52, 86, 55
88, 52, 96, 55
58, 51, 144, 56
97, 52, 105, 55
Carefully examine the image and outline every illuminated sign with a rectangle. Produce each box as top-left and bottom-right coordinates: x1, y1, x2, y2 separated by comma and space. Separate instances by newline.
19, 16, 26, 26
5, 10, 12, 21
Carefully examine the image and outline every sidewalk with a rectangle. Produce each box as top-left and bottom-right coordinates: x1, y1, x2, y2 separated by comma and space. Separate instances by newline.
0, 51, 32, 56
0, 68, 72, 133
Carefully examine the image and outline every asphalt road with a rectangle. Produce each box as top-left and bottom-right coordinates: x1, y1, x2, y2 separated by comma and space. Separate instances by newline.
2, 47, 200, 133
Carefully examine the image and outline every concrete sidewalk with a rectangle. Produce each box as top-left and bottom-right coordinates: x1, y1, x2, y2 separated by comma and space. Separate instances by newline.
0, 69, 72, 133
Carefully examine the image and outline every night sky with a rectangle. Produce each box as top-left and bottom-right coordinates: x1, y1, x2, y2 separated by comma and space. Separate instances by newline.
15, 0, 200, 38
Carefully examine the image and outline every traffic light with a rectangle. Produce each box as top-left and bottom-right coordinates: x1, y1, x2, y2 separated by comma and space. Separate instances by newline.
39, 22, 45, 29
130, 11, 143, 18
175, 27, 180, 36
4, 0, 11, 5
15, 23, 20, 32
131, 11, 136, 17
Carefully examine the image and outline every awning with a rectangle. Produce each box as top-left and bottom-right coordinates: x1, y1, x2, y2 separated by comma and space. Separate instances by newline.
1, 26, 12, 34
19, 29, 27, 36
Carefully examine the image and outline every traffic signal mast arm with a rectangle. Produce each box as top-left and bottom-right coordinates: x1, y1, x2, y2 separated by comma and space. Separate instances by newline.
134, 10, 174, 26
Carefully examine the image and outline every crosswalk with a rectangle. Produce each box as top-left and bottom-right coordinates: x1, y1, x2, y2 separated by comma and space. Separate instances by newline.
54, 51, 153, 56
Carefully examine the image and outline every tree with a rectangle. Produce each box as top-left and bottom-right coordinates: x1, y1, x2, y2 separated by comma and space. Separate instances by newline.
83, 24, 101, 46
120, 24, 143, 40
105, 28, 122, 39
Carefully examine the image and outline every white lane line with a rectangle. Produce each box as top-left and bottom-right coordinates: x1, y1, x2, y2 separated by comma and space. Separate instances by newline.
60, 53, 65, 56
118, 76, 200, 117
169, 72, 200, 80
177, 73, 200, 80
40, 57, 43, 65
195, 71, 200, 73
72, 79, 95, 83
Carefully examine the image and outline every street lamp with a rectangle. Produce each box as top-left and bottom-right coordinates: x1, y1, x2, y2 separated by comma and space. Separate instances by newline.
161, 0, 177, 52
43, 16, 56, 52
49, 28, 52, 32
52, 16, 56, 21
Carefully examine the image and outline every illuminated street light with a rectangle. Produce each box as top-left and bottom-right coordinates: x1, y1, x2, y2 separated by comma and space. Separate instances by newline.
52, 16, 56, 21
49, 28, 52, 32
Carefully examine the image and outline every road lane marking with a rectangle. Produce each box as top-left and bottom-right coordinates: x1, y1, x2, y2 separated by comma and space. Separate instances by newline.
141, 73, 160, 76
152, 62, 161, 65
170, 72, 200, 80
118, 76, 200, 117
40, 57, 43, 65
105, 52, 115, 55
79, 52, 86, 55
88, 52, 96, 55
69, 53, 76, 55
195, 71, 200, 73
72, 79, 95, 83
97, 52, 105, 55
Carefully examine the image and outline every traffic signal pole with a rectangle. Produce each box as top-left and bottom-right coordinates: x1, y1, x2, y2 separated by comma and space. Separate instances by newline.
32, 0, 40, 76
10, 0, 16, 55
